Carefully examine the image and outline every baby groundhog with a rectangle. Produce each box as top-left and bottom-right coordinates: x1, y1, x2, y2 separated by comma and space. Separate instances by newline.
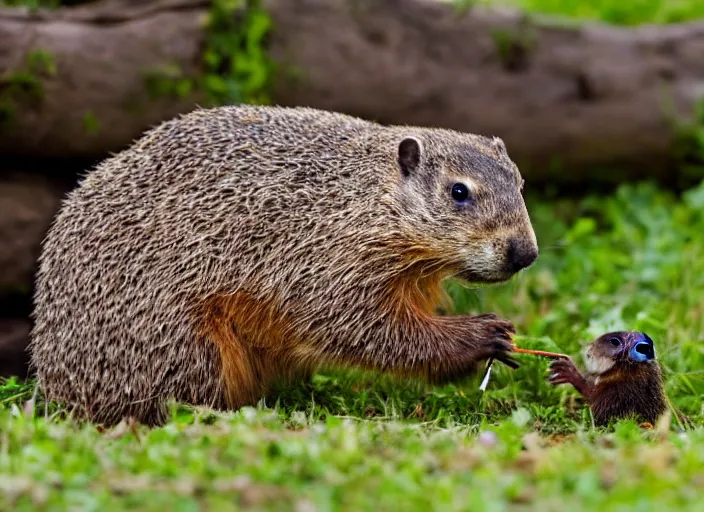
549, 331, 667, 426
29, 105, 538, 426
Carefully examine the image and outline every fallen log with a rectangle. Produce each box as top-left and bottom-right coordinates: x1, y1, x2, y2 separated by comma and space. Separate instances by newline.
0, 0, 209, 161
2, 0, 704, 183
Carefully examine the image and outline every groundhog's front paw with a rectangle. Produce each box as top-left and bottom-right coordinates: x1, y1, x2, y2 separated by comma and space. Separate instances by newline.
469, 314, 519, 370
548, 358, 593, 398
548, 358, 580, 386
429, 314, 518, 384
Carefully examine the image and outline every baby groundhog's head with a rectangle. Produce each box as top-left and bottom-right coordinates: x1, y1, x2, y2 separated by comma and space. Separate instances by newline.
583, 331, 657, 375
391, 130, 538, 284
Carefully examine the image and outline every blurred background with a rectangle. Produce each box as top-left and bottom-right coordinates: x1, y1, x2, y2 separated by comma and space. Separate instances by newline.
1, 0, 703, 400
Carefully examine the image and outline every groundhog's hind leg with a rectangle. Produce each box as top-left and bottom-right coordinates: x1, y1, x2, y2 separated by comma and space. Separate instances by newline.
197, 295, 272, 409
198, 294, 313, 411
89, 396, 168, 428
204, 331, 313, 410
199, 328, 262, 409
39, 376, 169, 428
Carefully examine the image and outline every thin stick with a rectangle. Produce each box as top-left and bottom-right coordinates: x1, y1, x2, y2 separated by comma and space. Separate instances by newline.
479, 358, 494, 391
512, 347, 569, 359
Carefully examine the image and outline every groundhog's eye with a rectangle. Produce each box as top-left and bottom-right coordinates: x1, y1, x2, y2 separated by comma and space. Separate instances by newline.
451, 183, 471, 203
608, 337, 621, 347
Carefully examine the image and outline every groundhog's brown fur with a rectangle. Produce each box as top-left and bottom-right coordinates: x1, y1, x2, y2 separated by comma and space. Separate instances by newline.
29, 105, 538, 426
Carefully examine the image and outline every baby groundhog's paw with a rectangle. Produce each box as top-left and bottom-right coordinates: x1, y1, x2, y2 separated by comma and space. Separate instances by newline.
470, 314, 519, 370
548, 358, 580, 386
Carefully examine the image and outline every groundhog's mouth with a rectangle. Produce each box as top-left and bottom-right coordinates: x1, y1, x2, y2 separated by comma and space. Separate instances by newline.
453, 268, 514, 285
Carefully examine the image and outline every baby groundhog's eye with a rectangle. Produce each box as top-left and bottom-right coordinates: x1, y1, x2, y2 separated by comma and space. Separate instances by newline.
609, 337, 621, 347
451, 183, 471, 203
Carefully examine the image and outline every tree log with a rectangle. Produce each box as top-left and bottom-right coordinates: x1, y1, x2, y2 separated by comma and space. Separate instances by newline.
0, 172, 68, 295
0, 0, 209, 161
2, 0, 704, 183
0, 318, 30, 379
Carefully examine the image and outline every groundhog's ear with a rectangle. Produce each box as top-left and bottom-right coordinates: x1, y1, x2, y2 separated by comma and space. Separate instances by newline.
398, 137, 422, 178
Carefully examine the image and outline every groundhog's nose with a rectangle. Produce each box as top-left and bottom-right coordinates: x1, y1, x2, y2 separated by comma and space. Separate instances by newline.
506, 237, 538, 272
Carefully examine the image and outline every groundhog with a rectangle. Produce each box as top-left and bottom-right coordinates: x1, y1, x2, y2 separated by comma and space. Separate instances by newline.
29, 105, 538, 426
549, 331, 667, 426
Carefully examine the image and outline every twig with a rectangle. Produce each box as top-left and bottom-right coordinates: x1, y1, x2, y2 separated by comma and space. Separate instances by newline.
512, 347, 569, 359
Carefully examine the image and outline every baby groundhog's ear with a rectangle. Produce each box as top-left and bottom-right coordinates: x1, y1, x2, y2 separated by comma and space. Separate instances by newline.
398, 137, 422, 178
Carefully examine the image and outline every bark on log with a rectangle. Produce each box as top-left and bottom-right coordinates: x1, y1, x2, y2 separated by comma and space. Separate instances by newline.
0, 173, 68, 294
0, 318, 30, 379
0, 0, 209, 160
2, 0, 704, 182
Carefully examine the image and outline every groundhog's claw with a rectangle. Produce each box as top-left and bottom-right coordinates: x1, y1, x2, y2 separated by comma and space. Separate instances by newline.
472, 315, 519, 369
547, 357, 594, 399
493, 351, 520, 370
472, 314, 517, 334
490, 340, 520, 369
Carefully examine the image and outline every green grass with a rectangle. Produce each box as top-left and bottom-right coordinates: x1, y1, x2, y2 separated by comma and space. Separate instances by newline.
2, 178, 704, 510
478, 0, 704, 24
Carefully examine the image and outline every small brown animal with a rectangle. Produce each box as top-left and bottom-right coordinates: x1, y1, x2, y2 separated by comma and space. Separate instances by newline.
549, 331, 667, 426
29, 105, 538, 426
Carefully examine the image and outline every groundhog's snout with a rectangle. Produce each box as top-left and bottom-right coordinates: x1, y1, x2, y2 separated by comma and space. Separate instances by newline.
506, 237, 539, 272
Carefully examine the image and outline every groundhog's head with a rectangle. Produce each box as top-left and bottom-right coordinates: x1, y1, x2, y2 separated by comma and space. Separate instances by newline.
390, 129, 538, 284
584, 331, 657, 375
